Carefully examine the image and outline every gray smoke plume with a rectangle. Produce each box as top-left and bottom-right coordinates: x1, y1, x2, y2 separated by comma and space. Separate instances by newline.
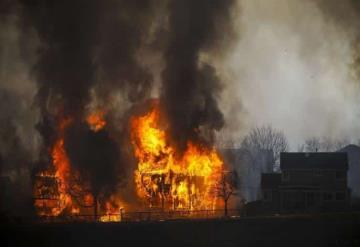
0, 0, 39, 216
160, 0, 236, 152
314, 1, 360, 79
0, 89, 35, 216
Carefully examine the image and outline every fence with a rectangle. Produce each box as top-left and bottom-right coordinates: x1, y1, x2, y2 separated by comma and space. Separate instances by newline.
36, 209, 241, 223
122, 209, 241, 221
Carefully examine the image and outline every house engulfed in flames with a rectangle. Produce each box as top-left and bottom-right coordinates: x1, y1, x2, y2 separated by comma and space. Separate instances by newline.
131, 101, 223, 210
33, 112, 121, 222
33, 100, 225, 221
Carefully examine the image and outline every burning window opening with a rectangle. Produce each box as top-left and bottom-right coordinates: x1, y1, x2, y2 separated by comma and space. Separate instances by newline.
86, 111, 106, 132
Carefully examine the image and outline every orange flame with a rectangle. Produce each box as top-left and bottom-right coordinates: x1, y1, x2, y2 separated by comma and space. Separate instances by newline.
131, 101, 223, 210
99, 196, 123, 222
34, 117, 75, 216
86, 111, 106, 132
34, 112, 122, 221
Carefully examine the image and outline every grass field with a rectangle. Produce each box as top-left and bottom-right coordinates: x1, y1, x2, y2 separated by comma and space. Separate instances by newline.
2, 213, 360, 247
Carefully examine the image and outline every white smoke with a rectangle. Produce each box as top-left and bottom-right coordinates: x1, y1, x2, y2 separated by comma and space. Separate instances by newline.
218, 0, 360, 149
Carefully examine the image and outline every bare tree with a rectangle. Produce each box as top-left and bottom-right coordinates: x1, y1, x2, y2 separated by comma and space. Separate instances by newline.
304, 137, 350, 152
332, 138, 350, 151
212, 169, 238, 217
304, 137, 322, 152
321, 137, 334, 152
240, 125, 289, 171
297, 144, 305, 152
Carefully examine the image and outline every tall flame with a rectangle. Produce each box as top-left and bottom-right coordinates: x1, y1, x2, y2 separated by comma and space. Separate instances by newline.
131, 101, 223, 210
34, 111, 122, 221
34, 117, 76, 216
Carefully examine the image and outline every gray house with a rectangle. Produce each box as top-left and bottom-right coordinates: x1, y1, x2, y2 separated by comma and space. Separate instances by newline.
262, 152, 350, 213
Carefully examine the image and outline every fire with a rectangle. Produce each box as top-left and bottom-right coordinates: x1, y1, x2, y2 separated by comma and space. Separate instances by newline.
131, 101, 223, 210
34, 117, 75, 216
34, 111, 122, 221
51, 123, 73, 214
99, 197, 123, 222
86, 110, 106, 132
34, 100, 223, 221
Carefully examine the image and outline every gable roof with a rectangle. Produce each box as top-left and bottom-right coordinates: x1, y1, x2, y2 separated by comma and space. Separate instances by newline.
280, 152, 348, 170
339, 144, 360, 154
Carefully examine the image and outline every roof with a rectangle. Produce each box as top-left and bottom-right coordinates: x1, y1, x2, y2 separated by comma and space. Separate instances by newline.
338, 144, 360, 153
261, 173, 281, 189
280, 152, 348, 170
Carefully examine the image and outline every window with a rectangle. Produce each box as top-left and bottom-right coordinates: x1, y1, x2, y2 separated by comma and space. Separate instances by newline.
314, 169, 322, 176
323, 192, 333, 201
282, 171, 290, 181
307, 192, 315, 207
335, 171, 346, 180
263, 191, 272, 201
336, 192, 345, 201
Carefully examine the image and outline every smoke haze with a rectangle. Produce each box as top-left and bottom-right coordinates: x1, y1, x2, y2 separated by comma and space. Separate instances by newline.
218, 0, 360, 149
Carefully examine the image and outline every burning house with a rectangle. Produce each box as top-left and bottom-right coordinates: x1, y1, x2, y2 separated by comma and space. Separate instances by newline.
131, 101, 223, 211
32, 100, 226, 221
0, 0, 237, 222
33, 113, 123, 221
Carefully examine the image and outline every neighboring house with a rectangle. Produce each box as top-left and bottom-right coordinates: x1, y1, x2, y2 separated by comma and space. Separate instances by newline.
261, 152, 351, 213
261, 173, 281, 212
338, 144, 360, 198
221, 148, 274, 203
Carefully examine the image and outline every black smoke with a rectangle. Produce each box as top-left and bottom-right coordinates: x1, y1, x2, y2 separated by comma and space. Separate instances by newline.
19, 3, 157, 170
19, 0, 157, 117
20, 0, 98, 117
64, 123, 121, 205
94, 1, 156, 104
18, 0, 158, 137
16, 0, 158, 210
160, 0, 235, 152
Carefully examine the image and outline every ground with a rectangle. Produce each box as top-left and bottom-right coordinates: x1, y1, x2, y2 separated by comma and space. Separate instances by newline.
1, 213, 360, 247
